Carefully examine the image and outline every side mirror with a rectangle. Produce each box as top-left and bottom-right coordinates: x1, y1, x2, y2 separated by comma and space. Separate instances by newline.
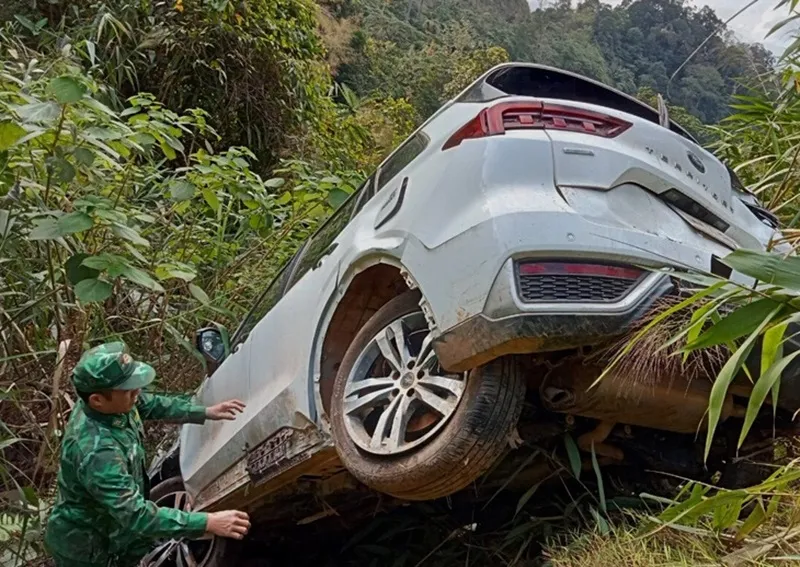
195, 327, 227, 366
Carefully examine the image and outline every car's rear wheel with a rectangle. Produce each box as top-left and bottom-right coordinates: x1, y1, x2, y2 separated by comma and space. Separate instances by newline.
330, 291, 525, 501
141, 477, 235, 567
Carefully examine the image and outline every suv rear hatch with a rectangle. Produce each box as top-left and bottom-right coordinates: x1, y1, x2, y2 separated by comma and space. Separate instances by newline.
456, 64, 760, 251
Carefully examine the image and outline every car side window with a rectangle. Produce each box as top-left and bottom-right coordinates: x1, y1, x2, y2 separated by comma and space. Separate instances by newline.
351, 174, 376, 218
230, 249, 301, 346
286, 191, 360, 290
375, 132, 429, 192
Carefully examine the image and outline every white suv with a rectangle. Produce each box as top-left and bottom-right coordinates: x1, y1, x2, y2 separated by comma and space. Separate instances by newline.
144, 63, 789, 566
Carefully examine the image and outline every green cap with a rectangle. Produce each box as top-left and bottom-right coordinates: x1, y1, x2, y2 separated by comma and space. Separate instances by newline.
72, 342, 156, 393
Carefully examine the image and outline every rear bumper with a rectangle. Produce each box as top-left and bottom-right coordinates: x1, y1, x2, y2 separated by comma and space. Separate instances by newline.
434, 270, 674, 372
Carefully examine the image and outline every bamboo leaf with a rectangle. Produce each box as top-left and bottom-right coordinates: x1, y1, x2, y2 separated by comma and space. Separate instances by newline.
738, 350, 800, 448
705, 306, 782, 460
591, 443, 606, 514
723, 249, 800, 290
684, 298, 784, 351
111, 223, 149, 247
735, 500, 767, 542
188, 283, 210, 304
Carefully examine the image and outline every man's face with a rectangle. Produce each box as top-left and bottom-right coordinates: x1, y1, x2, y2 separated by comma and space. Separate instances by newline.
88, 388, 141, 414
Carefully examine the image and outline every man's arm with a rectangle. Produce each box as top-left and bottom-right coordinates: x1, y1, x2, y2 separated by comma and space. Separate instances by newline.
136, 392, 207, 424
80, 444, 208, 541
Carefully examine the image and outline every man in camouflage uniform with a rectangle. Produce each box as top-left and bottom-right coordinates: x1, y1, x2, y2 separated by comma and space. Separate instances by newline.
45, 342, 250, 567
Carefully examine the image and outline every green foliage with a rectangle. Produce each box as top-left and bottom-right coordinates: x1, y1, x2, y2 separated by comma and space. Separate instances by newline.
0, 27, 365, 561
335, 0, 775, 125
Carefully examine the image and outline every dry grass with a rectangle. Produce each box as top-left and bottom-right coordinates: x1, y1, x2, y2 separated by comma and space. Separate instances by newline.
543, 521, 785, 567
589, 294, 730, 387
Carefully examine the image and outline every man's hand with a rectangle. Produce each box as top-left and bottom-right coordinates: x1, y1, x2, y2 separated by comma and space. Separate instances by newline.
206, 510, 251, 540
205, 399, 246, 421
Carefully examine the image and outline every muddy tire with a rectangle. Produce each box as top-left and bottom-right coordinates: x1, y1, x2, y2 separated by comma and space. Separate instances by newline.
143, 477, 237, 567
330, 291, 525, 501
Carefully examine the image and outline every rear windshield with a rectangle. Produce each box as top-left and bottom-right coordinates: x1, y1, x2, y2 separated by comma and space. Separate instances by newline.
459, 65, 696, 143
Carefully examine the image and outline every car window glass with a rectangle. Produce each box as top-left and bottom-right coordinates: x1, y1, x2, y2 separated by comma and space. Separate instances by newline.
286, 191, 360, 290
352, 174, 376, 218
231, 254, 296, 346
376, 133, 428, 192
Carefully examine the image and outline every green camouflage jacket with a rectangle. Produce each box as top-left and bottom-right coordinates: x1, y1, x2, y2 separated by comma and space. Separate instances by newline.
45, 393, 209, 566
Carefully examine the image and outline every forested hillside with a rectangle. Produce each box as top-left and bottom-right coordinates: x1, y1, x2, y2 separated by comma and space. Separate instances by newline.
325, 0, 776, 124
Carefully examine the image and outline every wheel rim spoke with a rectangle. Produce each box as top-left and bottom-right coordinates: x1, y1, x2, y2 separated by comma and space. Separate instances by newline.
173, 491, 186, 511
387, 393, 414, 450
417, 374, 465, 398
375, 321, 411, 371
345, 376, 394, 397
415, 385, 457, 416
142, 540, 179, 567
369, 393, 403, 450
344, 385, 394, 415
179, 542, 199, 567
416, 334, 437, 370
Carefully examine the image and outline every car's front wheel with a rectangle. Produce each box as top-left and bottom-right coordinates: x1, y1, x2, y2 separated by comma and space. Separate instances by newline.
330, 291, 525, 501
140, 476, 236, 567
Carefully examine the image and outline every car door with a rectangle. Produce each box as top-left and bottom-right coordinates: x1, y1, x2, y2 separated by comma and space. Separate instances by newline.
179, 259, 297, 497
245, 193, 361, 432
181, 190, 364, 499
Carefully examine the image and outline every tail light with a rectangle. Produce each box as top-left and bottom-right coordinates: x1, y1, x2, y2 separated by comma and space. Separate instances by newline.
443, 101, 632, 150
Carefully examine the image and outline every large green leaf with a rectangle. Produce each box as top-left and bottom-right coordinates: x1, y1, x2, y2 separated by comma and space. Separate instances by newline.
82, 253, 129, 277
684, 298, 785, 351
121, 265, 164, 292
48, 76, 87, 104
169, 180, 195, 201
111, 223, 149, 247
722, 249, 800, 290
65, 253, 99, 284
28, 218, 61, 240
57, 212, 93, 235
46, 156, 76, 183
155, 263, 197, 282
0, 121, 26, 151
17, 102, 61, 123
73, 147, 95, 166
74, 278, 112, 303
202, 189, 220, 212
